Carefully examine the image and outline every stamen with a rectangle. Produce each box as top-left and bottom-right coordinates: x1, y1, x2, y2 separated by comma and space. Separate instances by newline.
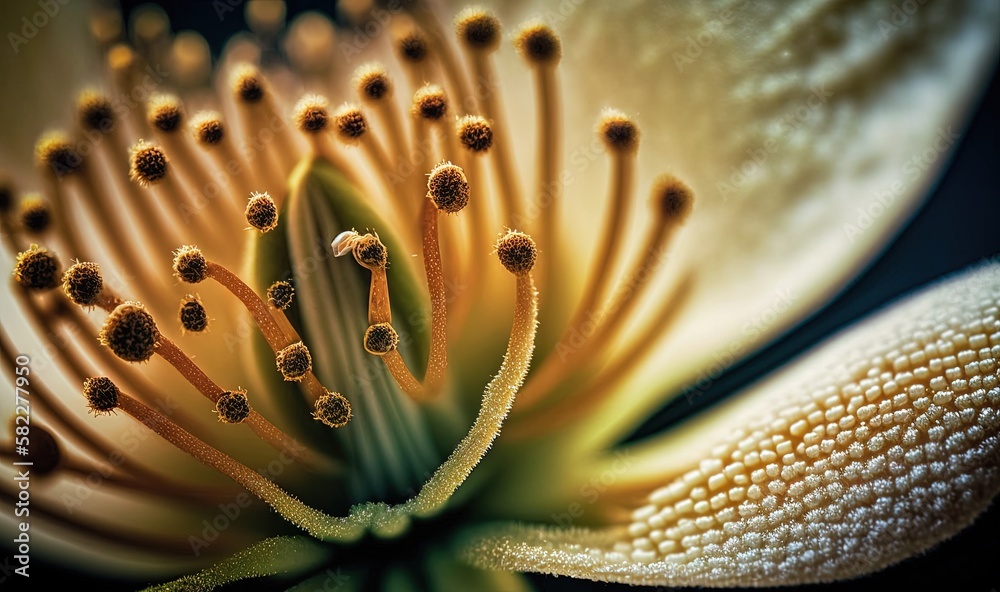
514, 176, 694, 412
231, 64, 300, 194
354, 63, 409, 167
191, 111, 263, 207
454, 9, 523, 224
400, 229, 539, 516
420, 163, 470, 394
179, 294, 209, 333
19, 195, 52, 235
333, 103, 396, 200
455, 115, 496, 268
562, 111, 640, 353
515, 22, 565, 334
245, 191, 278, 233
85, 377, 362, 541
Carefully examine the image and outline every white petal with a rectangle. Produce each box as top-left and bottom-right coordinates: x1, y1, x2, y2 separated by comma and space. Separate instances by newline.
461, 262, 1000, 585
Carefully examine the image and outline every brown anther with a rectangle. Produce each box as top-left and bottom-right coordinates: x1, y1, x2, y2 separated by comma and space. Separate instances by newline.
19, 195, 51, 234
179, 294, 209, 333
412, 85, 448, 121
427, 162, 470, 213
276, 342, 312, 382
233, 65, 265, 103
173, 245, 209, 284
496, 230, 537, 275
652, 174, 695, 222
397, 31, 428, 62
129, 141, 168, 186
99, 302, 160, 363
514, 23, 562, 65
192, 112, 225, 145
148, 95, 184, 132
355, 64, 392, 102
352, 233, 388, 270
62, 261, 103, 307
267, 280, 295, 310
598, 110, 639, 153
216, 389, 250, 424
335, 105, 367, 141
35, 132, 82, 177
77, 91, 115, 132
245, 192, 278, 232
363, 323, 399, 355
83, 376, 120, 415
457, 115, 493, 153
294, 95, 329, 133
313, 391, 352, 428
456, 8, 501, 51
14, 245, 60, 291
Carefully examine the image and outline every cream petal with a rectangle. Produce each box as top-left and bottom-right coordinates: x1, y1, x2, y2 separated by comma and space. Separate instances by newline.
451, 0, 998, 445
460, 261, 1000, 585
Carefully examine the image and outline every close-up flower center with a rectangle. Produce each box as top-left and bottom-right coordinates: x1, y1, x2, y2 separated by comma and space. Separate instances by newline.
1, 1, 997, 590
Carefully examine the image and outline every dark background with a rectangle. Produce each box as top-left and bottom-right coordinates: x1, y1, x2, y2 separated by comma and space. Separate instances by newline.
15, 1, 1000, 590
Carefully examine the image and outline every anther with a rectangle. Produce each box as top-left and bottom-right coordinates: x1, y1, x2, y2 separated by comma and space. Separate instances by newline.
334, 104, 368, 141
77, 91, 114, 132
496, 231, 537, 276
99, 302, 160, 362
653, 174, 695, 223
397, 31, 429, 63
245, 191, 278, 232
148, 94, 184, 132
215, 389, 250, 424
352, 233, 388, 270
355, 64, 392, 102
456, 8, 501, 52
173, 245, 209, 283
427, 162, 470, 213
457, 115, 493, 153
599, 109, 639, 153
412, 84, 448, 121
233, 65, 265, 103
294, 95, 329, 133
19, 195, 51, 234
363, 323, 399, 355
267, 280, 295, 310
276, 342, 312, 382
179, 294, 209, 333
83, 376, 120, 415
192, 112, 225, 145
14, 245, 60, 291
514, 23, 562, 65
62, 261, 103, 307
35, 132, 82, 177
313, 391, 352, 428
129, 141, 168, 186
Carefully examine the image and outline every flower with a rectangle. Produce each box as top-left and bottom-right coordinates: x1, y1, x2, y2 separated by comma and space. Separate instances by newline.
0, 0, 998, 590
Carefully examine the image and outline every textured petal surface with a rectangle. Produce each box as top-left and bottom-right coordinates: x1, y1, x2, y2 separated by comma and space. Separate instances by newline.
461, 262, 1000, 585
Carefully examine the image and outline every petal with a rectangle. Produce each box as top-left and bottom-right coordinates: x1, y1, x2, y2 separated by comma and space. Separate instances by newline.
460, 262, 1000, 585
475, 0, 998, 443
